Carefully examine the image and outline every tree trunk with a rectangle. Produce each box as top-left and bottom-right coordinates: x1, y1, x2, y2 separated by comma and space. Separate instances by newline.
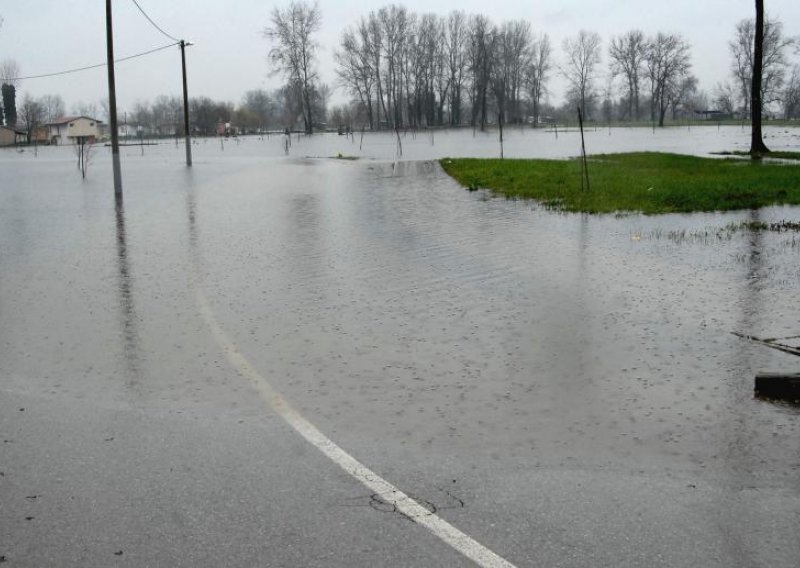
750, 0, 770, 155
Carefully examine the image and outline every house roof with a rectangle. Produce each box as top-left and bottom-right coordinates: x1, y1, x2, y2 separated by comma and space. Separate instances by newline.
47, 116, 104, 126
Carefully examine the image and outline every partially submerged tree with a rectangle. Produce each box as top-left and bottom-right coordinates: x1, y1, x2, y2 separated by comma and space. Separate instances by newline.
335, 23, 376, 129
445, 11, 468, 126
561, 30, 602, 119
264, 1, 322, 134
74, 136, 94, 179
525, 34, 552, 127
644, 32, 692, 127
750, 0, 769, 155
468, 14, 493, 130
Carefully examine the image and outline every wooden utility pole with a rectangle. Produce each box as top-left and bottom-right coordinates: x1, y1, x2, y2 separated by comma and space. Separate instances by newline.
750, 0, 770, 155
106, 0, 122, 196
180, 40, 192, 166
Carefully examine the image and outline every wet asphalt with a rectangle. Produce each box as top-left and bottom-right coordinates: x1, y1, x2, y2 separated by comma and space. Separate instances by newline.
1, 134, 799, 567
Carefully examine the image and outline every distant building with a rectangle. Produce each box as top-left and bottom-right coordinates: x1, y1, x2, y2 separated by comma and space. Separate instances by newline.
216, 121, 237, 136
45, 116, 104, 145
118, 122, 138, 138
0, 125, 26, 146
695, 109, 731, 121
30, 125, 51, 144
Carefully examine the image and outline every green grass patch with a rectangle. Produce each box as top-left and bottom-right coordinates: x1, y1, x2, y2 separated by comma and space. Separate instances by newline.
440, 152, 800, 214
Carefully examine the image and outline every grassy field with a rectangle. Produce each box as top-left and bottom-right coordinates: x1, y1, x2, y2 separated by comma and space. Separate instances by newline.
439, 152, 800, 214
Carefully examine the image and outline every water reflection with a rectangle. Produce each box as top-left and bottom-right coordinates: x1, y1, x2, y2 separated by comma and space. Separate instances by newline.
114, 193, 142, 383
184, 170, 201, 271
285, 192, 330, 303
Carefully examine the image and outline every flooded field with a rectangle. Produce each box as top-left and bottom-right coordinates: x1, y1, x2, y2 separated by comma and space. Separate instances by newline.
1, 126, 799, 567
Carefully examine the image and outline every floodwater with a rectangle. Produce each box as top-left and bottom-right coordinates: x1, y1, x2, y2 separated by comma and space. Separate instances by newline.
120, 122, 800, 160
1, 127, 799, 567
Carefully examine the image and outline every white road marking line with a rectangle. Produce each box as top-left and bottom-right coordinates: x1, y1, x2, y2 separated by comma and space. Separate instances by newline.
197, 291, 517, 568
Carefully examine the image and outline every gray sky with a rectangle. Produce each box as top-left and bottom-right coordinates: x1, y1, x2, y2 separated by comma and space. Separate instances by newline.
1, 0, 799, 117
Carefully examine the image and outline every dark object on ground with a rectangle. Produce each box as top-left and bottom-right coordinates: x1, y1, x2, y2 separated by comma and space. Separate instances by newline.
755, 373, 800, 401
732, 332, 800, 357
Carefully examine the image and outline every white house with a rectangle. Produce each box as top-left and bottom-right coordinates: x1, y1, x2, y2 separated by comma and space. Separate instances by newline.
46, 116, 103, 145
118, 122, 134, 138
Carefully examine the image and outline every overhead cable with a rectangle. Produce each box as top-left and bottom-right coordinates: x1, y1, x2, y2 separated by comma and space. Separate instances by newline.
130, 0, 181, 43
9, 42, 179, 81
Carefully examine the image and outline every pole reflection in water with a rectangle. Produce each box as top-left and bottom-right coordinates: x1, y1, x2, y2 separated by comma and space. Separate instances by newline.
184, 169, 202, 279
114, 193, 143, 384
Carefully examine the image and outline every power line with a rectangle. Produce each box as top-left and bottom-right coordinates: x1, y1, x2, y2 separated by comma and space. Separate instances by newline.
130, 0, 181, 43
8, 42, 179, 81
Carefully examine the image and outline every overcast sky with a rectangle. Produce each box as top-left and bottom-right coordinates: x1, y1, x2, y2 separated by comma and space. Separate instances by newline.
1, 0, 799, 117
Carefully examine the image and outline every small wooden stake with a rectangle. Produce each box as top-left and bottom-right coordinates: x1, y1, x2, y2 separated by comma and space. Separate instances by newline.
578, 107, 590, 192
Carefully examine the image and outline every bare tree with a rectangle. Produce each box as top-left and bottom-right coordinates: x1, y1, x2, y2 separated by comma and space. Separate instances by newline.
366, 12, 389, 128
670, 75, 698, 119
241, 89, 278, 132
72, 101, 99, 119
467, 14, 493, 130
645, 32, 691, 127
74, 137, 94, 179
335, 23, 376, 128
730, 13, 794, 117
130, 101, 152, 133
713, 82, 737, 114
18, 93, 44, 143
731, 15, 795, 116
377, 4, 411, 129
432, 16, 450, 126
40, 94, 65, 123
751, 0, 769, 154
608, 30, 646, 121
561, 30, 602, 119
499, 20, 532, 125
783, 66, 800, 119
264, 1, 322, 134
446, 11, 468, 126
525, 34, 552, 127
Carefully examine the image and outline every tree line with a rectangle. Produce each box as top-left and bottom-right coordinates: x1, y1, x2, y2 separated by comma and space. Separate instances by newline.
3, 2, 799, 139
326, 2, 800, 130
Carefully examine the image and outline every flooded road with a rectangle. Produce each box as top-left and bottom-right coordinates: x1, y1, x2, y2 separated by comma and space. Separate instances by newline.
1, 130, 799, 567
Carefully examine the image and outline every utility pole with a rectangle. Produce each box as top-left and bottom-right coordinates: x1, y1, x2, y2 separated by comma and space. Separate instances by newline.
105, 0, 122, 196
180, 40, 193, 167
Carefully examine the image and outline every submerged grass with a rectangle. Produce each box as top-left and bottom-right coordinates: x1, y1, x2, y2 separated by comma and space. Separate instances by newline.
713, 150, 800, 161
633, 219, 800, 246
440, 152, 800, 214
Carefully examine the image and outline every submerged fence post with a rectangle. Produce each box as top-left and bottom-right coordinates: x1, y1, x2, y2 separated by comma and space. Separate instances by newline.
498, 111, 504, 159
578, 107, 590, 192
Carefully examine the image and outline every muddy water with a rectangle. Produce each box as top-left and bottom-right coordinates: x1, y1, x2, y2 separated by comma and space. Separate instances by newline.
193, 157, 800, 474
1, 130, 799, 565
